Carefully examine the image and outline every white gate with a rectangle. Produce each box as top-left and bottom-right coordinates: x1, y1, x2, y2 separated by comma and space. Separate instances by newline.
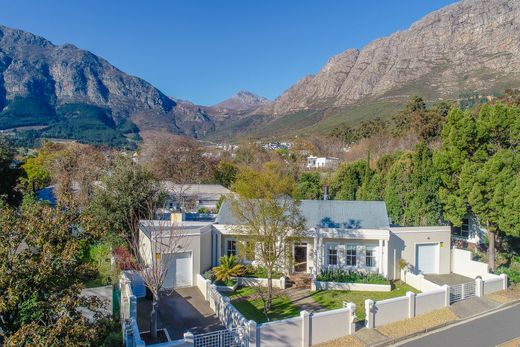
194, 329, 241, 347
450, 281, 476, 304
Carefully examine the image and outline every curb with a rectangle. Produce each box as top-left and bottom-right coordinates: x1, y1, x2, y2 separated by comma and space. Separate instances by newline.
366, 298, 520, 347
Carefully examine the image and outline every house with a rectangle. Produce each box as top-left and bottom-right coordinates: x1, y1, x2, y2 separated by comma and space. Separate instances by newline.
138, 199, 452, 289
306, 156, 340, 169
450, 213, 486, 247
163, 183, 231, 212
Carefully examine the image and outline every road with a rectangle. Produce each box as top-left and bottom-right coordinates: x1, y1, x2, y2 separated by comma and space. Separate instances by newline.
398, 303, 520, 347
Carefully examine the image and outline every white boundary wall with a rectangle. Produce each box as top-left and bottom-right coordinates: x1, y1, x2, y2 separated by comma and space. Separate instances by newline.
451, 248, 496, 279
401, 270, 442, 292
312, 280, 391, 292
483, 274, 508, 295
366, 287, 450, 329
236, 276, 286, 289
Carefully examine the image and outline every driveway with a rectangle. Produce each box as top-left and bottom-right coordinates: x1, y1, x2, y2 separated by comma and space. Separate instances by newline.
424, 273, 473, 286
137, 287, 224, 340
397, 303, 520, 347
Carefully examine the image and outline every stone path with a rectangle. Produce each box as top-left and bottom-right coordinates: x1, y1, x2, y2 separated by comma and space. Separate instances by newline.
284, 287, 326, 313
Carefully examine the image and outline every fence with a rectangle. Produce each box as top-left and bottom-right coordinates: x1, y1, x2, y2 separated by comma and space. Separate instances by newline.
194, 329, 240, 347
120, 272, 146, 347
449, 281, 476, 304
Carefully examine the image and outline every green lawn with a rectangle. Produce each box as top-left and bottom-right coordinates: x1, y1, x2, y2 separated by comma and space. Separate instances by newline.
224, 287, 300, 324
310, 281, 420, 320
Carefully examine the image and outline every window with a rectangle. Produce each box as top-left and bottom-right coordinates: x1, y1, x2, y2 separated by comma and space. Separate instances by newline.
365, 246, 376, 268
327, 244, 338, 266
346, 244, 357, 266
226, 239, 237, 257
453, 218, 470, 239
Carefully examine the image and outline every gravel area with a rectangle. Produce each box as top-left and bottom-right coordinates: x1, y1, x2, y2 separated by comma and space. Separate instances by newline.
487, 285, 520, 304
497, 337, 520, 347
312, 335, 366, 347
378, 308, 458, 338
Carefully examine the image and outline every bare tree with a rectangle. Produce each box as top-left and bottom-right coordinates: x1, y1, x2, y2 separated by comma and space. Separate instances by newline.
128, 206, 188, 340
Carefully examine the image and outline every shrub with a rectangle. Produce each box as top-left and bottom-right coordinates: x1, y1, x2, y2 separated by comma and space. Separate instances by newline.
212, 255, 245, 282
89, 241, 113, 285
197, 207, 210, 214
202, 269, 215, 282
244, 264, 283, 279
496, 267, 520, 284
316, 268, 389, 284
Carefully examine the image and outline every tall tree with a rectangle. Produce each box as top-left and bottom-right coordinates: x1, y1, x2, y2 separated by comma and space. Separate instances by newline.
293, 172, 322, 200
0, 135, 22, 205
229, 163, 305, 310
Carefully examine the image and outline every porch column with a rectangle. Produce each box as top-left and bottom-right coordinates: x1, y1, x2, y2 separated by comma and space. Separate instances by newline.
217, 233, 222, 264
313, 236, 318, 275
378, 239, 384, 275
384, 239, 389, 278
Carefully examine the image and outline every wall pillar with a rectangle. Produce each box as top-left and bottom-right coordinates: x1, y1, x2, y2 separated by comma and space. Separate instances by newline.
365, 299, 375, 329
313, 236, 318, 276
500, 274, 508, 290
129, 295, 137, 319
217, 234, 221, 263
300, 310, 310, 347
248, 320, 258, 347
442, 284, 450, 306
346, 302, 357, 335
406, 291, 416, 318
475, 277, 484, 297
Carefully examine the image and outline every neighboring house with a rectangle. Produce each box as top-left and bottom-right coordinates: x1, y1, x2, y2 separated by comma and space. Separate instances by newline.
139, 200, 452, 289
163, 183, 231, 212
451, 213, 486, 246
306, 156, 340, 169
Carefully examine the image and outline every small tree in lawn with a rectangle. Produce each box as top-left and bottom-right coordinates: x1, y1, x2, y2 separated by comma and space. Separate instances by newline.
229, 162, 305, 311
128, 206, 188, 341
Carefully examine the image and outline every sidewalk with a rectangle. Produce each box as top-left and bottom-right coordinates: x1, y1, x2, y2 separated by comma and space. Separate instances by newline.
313, 286, 520, 347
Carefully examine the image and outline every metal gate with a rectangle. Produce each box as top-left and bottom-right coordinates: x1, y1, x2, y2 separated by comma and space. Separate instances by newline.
194, 329, 241, 347
450, 281, 476, 304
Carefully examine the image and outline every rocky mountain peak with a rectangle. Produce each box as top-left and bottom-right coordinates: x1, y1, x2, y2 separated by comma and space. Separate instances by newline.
212, 90, 271, 112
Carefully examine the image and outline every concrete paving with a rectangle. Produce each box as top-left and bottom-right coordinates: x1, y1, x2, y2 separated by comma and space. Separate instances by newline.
397, 303, 520, 347
354, 326, 389, 345
284, 288, 326, 313
424, 273, 473, 286
137, 287, 224, 340
450, 296, 501, 319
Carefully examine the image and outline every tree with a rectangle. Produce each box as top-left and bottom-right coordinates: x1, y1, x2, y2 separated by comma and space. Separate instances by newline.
21, 141, 63, 193
89, 155, 163, 237
213, 255, 245, 282
129, 212, 187, 341
330, 160, 369, 200
0, 135, 22, 205
229, 163, 305, 310
0, 198, 114, 345
293, 172, 322, 200
213, 161, 239, 188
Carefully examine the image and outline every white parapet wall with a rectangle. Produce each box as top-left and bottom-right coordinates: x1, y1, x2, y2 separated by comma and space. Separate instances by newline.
257, 316, 303, 347
312, 280, 391, 292
483, 274, 508, 295
366, 287, 450, 329
401, 269, 442, 292
451, 248, 494, 279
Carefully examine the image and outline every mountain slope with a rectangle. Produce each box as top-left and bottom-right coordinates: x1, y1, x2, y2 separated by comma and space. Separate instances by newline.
0, 24, 217, 145
255, 0, 520, 135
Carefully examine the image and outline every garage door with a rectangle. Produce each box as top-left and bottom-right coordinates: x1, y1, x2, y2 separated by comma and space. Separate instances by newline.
416, 244, 439, 274
163, 252, 193, 289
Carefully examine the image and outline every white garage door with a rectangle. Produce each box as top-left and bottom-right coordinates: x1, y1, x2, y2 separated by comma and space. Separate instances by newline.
416, 244, 439, 274
163, 252, 193, 289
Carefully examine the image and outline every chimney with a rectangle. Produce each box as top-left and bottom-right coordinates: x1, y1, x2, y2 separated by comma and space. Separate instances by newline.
323, 185, 329, 201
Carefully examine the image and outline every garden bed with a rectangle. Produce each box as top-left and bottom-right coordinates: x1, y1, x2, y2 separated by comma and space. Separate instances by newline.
214, 279, 238, 292
235, 276, 286, 289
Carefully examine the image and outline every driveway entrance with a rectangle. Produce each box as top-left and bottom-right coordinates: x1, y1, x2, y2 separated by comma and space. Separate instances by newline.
137, 287, 224, 340
424, 273, 472, 286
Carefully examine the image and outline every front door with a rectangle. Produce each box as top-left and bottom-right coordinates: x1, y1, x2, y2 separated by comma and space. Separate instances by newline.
294, 243, 307, 273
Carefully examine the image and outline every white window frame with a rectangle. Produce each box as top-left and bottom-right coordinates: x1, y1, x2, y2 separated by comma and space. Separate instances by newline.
345, 244, 357, 267
326, 243, 339, 267
225, 238, 237, 257
365, 245, 377, 269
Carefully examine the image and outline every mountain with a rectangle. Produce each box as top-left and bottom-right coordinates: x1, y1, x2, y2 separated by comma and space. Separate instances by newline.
0, 24, 217, 146
211, 91, 271, 113
246, 0, 520, 137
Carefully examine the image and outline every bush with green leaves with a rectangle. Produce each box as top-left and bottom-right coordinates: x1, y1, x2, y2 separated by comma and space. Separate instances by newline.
316, 268, 389, 284
212, 255, 245, 282
244, 264, 283, 279
496, 267, 520, 284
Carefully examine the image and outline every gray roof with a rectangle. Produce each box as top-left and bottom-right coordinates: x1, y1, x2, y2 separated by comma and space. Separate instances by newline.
217, 199, 390, 230
162, 183, 231, 201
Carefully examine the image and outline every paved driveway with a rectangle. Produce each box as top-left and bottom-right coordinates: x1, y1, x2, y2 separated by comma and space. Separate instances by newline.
397, 303, 520, 347
424, 273, 473, 286
137, 287, 224, 340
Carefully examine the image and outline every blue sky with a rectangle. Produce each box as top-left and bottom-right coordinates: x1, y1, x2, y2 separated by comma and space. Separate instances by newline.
0, 0, 457, 105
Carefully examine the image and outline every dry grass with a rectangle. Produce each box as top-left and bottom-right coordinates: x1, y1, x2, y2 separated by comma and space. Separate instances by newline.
496, 336, 520, 347
487, 285, 520, 304
312, 335, 366, 347
378, 308, 458, 338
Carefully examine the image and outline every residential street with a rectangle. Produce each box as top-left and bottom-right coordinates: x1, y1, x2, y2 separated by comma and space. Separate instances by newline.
398, 303, 520, 347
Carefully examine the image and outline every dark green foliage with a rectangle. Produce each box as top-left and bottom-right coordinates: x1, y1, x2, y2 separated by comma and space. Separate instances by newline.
244, 265, 283, 279
0, 96, 56, 129
316, 269, 389, 284
330, 160, 369, 200
496, 267, 520, 284
117, 118, 139, 134
0, 135, 23, 205
213, 161, 239, 188
293, 172, 322, 200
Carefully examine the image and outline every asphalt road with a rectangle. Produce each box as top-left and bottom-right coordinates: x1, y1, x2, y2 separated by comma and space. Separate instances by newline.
398, 303, 520, 347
